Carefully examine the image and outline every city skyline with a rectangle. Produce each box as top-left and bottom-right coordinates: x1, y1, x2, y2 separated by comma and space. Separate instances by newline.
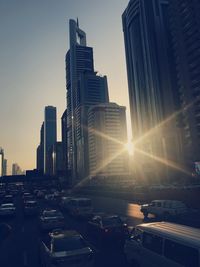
0, 0, 130, 173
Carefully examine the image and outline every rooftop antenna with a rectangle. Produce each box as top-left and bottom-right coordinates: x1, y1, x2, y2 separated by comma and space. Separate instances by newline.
77, 17, 79, 28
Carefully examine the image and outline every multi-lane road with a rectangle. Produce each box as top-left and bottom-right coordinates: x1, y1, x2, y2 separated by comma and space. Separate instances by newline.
1, 191, 200, 267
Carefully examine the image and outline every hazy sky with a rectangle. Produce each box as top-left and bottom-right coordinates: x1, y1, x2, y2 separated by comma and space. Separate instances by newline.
0, 0, 130, 173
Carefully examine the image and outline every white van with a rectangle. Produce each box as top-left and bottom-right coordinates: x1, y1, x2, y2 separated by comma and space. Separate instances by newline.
67, 197, 93, 217
124, 222, 200, 267
140, 200, 188, 219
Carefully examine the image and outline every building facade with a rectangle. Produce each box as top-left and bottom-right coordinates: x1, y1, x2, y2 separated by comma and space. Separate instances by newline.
0, 148, 4, 177
169, 0, 200, 173
88, 103, 128, 177
44, 106, 57, 174
122, 0, 183, 182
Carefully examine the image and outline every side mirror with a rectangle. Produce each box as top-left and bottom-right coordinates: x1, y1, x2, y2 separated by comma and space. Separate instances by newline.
0, 223, 12, 244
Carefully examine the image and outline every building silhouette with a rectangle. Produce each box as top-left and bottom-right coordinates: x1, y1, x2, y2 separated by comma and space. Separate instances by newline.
88, 103, 128, 177
0, 148, 4, 177
12, 163, 23, 176
66, 19, 109, 184
44, 106, 57, 174
122, 0, 183, 183
36, 122, 44, 173
169, 0, 200, 172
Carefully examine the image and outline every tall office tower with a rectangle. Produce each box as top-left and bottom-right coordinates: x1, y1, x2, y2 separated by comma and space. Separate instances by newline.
61, 109, 68, 178
3, 159, 7, 176
122, 0, 183, 182
169, 0, 200, 172
36, 122, 44, 172
0, 148, 4, 177
66, 19, 109, 183
44, 106, 57, 174
51, 142, 64, 177
88, 103, 128, 177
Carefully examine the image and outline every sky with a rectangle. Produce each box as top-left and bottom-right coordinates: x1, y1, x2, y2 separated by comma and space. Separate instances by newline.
0, 0, 130, 174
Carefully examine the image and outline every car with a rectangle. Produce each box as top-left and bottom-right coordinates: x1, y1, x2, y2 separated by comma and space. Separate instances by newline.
39, 209, 65, 231
40, 229, 94, 267
87, 214, 129, 246
67, 198, 93, 217
0, 203, 16, 217
24, 200, 38, 216
140, 200, 188, 219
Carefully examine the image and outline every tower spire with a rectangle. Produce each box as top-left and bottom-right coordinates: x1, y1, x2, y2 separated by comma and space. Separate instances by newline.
77, 17, 79, 28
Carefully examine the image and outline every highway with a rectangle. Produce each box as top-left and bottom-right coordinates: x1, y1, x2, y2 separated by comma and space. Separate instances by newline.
0, 194, 145, 267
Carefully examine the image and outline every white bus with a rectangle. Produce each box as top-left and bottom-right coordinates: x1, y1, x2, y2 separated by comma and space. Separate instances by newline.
125, 222, 200, 267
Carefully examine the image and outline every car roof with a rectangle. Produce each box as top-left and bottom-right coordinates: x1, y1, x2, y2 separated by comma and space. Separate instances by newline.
137, 222, 200, 248
1, 203, 14, 206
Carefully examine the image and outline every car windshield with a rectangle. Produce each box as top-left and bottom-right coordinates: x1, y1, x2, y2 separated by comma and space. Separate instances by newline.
78, 200, 91, 207
102, 217, 122, 227
53, 236, 87, 252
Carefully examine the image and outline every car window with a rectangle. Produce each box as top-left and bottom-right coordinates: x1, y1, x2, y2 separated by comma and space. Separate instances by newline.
157, 202, 161, 207
53, 236, 86, 252
44, 211, 61, 217
164, 239, 199, 267
143, 232, 163, 255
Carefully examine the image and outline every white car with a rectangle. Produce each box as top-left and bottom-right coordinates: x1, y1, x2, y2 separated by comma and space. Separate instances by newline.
40, 230, 94, 267
39, 209, 65, 230
0, 203, 16, 216
140, 200, 188, 219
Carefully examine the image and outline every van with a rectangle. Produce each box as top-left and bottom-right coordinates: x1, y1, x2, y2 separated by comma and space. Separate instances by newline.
140, 200, 188, 219
67, 197, 93, 217
124, 222, 200, 267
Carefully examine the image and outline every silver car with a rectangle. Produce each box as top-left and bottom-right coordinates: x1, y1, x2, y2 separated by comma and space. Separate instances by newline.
40, 230, 94, 267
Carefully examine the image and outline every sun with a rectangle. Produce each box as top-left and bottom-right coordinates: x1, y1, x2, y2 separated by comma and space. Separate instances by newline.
125, 141, 134, 156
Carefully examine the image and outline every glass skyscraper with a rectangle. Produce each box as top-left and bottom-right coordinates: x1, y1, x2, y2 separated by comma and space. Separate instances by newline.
122, 0, 183, 182
65, 19, 109, 184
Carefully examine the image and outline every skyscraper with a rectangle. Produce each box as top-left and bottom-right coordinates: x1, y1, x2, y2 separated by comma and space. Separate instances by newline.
88, 103, 128, 177
122, 0, 183, 182
0, 148, 4, 177
66, 19, 109, 183
44, 106, 57, 174
37, 122, 44, 173
169, 0, 200, 172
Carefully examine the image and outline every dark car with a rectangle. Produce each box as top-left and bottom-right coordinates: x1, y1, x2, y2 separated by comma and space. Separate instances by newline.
39, 209, 65, 231
87, 214, 129, 246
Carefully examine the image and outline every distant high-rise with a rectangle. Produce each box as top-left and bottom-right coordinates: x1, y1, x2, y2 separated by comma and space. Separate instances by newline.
44, 106, 57, 174
66, 19, 109, 183
12, 163, 22, 176
3, 159, 7, 176
169, 0, 200, 170
0, 148, 4, 177
88, 103, 128, 177
37, 122, 44, 172
122, 0, 183, 182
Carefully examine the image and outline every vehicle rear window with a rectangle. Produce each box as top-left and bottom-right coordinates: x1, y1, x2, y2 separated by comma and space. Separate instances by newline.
164, 239, 199, 267
78, 200, 91, 207
26, 202, 37, 207
53, 236, 86, 252
102, 217, 122, 227
143, 232, 163, 255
